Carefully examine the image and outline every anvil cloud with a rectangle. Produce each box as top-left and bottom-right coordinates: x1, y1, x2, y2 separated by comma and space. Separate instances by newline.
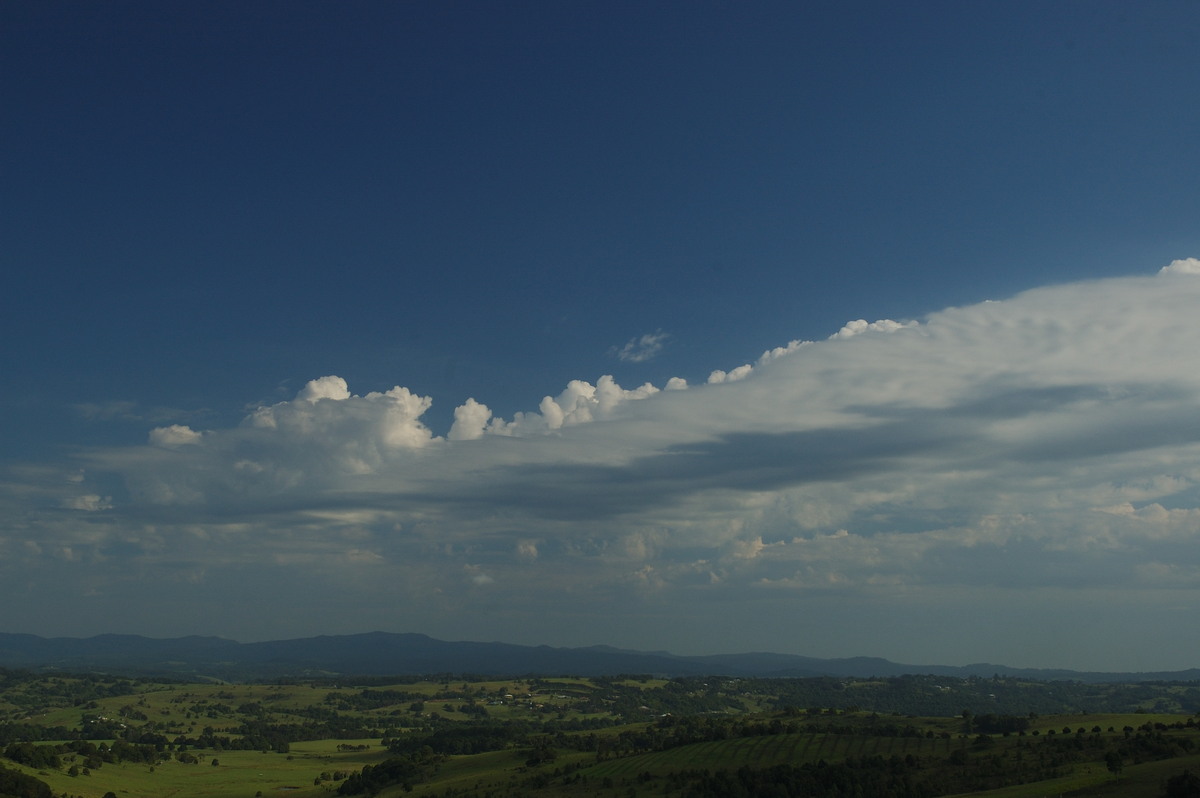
8, 263, 1200, 670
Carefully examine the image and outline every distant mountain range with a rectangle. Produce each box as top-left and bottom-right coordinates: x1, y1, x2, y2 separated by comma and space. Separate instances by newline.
0, 632, 1194, 683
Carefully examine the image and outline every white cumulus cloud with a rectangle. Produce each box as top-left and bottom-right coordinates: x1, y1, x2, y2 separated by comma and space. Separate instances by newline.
149, 425, 203, 447
829, 318, 918, 339
448, 398, 492, 441
1158, 257, 1200, 275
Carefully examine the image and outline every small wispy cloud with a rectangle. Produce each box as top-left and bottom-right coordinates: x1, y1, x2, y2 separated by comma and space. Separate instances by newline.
613, 331, 669, 363
75, 400, 211, 425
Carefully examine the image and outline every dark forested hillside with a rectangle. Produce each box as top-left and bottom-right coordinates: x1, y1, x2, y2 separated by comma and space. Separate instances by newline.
0, 632, 1196, 682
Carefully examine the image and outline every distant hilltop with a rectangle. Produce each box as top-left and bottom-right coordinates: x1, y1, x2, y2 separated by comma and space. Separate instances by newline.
0, 631, 1195, 683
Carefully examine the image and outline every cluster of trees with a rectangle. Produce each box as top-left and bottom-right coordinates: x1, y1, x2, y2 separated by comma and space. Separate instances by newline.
1164, 769, 1200, 798
3, 743, 60, 770
0, 741, 168, 798
968, 713, 1031, 734
0, 763, 52, 798
5, 739, 164, 771
385, 722, 529, 756
324, 688, 425, 712
335, 748, 444, 796
0, 670, 143, 714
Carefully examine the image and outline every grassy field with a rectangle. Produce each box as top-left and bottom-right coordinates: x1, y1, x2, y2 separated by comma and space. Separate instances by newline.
12, 740, 389, 798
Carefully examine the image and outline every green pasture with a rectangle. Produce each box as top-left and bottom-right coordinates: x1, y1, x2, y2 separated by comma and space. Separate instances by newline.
12, 738, 388, 798
611, 678, 669, 690
401, 748, 522, 796
390, 749, 597, 797
1024, 712, 1182, 734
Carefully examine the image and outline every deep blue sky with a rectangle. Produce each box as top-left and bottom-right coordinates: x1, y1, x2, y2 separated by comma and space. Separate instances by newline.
3, 1, 1200, 670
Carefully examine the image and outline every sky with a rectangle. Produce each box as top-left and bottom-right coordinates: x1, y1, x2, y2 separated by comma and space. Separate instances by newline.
3, 1, 1200, 672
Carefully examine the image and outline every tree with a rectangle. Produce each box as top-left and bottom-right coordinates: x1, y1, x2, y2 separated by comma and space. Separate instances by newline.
211, 758, 220, 767
1164, 770, 1200, 798
524, 735, 558, 767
